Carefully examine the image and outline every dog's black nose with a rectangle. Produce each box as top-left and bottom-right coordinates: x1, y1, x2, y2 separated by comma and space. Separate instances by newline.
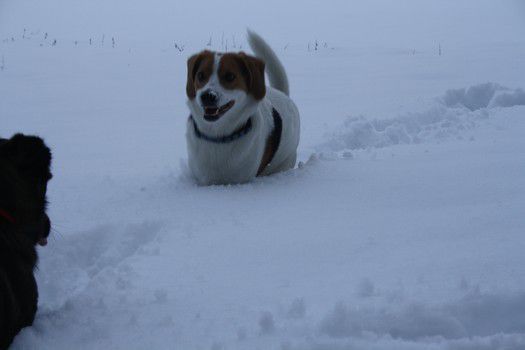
200, 90, 218, 107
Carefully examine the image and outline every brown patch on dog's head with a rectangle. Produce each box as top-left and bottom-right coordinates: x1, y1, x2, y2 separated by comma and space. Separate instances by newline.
219, 52, 266, 100
186, 50, 214, 99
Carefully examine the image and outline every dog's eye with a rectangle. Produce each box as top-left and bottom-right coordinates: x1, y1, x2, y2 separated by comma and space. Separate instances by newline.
197, 71, 206, 82
224, 72, 236, 82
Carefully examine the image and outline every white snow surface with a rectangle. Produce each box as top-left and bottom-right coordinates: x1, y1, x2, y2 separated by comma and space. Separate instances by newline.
1, 0, 525, 349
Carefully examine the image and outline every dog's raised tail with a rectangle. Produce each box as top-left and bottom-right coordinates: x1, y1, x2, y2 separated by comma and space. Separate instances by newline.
247, 30, 289, 96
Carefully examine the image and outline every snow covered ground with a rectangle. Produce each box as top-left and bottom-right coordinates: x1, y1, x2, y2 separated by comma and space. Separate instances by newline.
1, 0, 525, 349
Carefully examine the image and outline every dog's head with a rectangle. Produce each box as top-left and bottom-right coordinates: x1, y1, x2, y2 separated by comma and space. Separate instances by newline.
0, 134, 53, 247
186, 50, 266, 130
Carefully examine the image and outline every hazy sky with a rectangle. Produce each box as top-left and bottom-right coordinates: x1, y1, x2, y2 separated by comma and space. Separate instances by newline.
1, 0, 524, 49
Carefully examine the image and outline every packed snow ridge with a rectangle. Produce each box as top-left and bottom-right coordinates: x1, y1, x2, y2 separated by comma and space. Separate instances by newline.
320, 83, 525, 153
319, 292, 525, 340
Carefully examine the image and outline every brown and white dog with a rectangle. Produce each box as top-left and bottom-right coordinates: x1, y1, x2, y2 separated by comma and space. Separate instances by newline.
185, 30, 300, 185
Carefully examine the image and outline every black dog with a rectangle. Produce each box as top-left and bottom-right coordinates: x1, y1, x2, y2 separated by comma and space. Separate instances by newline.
0, 134, 52, 349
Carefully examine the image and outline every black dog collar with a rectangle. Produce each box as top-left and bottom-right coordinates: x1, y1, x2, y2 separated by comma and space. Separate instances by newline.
189, 115, 253, 144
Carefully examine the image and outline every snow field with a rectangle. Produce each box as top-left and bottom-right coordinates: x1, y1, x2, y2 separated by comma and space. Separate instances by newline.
1, 0, 525, 349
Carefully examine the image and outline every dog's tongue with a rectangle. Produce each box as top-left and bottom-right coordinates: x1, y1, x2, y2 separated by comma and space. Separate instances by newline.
205, 107, 219, 116
38, 237, 48, 247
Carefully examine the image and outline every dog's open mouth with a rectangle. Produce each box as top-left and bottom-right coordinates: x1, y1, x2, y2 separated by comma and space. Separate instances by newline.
204, 100, 235, 121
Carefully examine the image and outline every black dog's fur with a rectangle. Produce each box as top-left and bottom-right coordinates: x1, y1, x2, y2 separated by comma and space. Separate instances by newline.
0, 134, 52, 349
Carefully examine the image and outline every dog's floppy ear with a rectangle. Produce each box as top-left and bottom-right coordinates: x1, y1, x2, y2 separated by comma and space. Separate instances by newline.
186, 50, 212, 99
237, 52, 266, 100
0, 134, 52, 180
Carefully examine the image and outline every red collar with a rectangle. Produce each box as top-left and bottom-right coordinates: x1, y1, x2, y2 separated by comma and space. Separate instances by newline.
0, 208, 16, 224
